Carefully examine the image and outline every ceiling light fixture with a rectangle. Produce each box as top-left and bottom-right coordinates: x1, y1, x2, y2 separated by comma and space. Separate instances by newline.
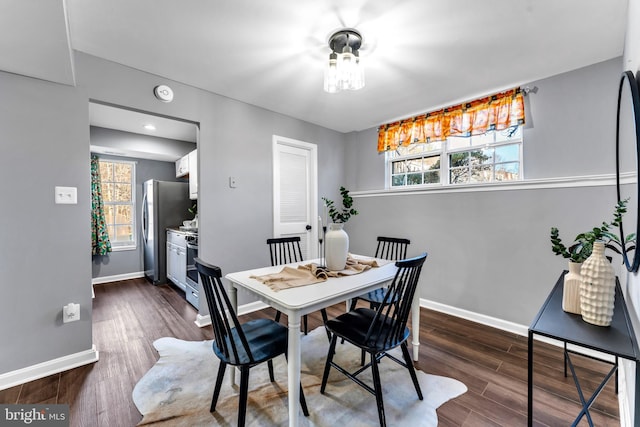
144, 124, 156, 131
324, 29, 364, 93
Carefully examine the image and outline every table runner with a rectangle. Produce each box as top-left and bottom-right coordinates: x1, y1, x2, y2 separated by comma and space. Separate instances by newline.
250, 255, 381, 291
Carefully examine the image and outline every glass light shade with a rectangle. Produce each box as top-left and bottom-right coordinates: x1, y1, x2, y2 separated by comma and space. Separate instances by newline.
323, 52, 339, 93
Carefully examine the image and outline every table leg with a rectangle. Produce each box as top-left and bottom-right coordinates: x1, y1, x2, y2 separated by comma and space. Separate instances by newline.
228, 285, 238, 387
411, 289, 420, 361
288, 312, 302, 427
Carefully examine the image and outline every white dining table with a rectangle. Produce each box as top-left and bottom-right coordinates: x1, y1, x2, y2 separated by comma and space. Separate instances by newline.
224, 255, 422, 427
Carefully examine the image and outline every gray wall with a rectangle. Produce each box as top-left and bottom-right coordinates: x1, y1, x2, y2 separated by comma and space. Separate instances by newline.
345, 57, 624, 326
0, 70, 92, 372
90, 150, 187, 279
0, 50, 346, 376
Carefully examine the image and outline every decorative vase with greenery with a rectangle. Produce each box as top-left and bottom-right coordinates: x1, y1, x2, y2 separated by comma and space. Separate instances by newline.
322, 187, 359, 271
550, 199, 633, 317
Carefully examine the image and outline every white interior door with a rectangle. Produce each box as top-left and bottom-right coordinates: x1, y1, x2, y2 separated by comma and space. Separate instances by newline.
273, 135, 318, 259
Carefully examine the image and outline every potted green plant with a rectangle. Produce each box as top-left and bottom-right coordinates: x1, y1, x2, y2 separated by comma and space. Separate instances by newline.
322, 186, 359, 224
550, 199, 632, 262
322, 187, 359, 270
550, 199, 633, 315
188, 202, 198, 228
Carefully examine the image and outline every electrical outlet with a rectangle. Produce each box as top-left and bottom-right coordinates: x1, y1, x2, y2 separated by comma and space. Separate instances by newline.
63, 303, 80, 323
55, 186, 78, 204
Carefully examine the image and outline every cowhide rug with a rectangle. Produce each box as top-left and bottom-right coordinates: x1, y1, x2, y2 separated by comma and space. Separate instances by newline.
132, 327, 467, 426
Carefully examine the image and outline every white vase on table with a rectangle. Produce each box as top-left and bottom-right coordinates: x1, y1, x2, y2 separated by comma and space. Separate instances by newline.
580, 241, 615, 327
562, 261, 582, 315
325, 223, 348, 271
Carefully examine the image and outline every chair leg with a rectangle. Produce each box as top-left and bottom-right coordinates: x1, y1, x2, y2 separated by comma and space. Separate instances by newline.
321, 334, 338, 394
303, 315, 308, 335
361, 349, 367, 366
299, 384, 310, 417
238, 366, 250, 427
275, 310, 282, 323
400, 342, 423, 400
370, 354, 387, 427
211, 362, 227, 412
267, 360, 275, 382
320, 309, 331, 341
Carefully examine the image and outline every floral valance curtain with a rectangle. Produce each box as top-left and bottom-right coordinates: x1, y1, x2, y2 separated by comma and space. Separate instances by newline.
377, 88, 525, 152
91, 155, 112, 256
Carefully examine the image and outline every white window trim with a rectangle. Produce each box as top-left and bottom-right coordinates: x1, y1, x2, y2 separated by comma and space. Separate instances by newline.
99, 158, 137, 250
386, 127, 523, 190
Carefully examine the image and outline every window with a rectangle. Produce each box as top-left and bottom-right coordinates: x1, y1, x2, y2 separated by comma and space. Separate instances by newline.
388, 125, 522, 187
99, 159, 136, 250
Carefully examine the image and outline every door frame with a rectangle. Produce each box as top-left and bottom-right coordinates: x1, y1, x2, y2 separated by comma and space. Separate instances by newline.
272, 135, 318, 258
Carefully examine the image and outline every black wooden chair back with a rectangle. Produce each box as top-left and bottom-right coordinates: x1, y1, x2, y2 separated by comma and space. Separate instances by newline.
267, 236, 330, 339
195, 258, 254, 364
375, 236, 410, 261
267, 236, 304, 266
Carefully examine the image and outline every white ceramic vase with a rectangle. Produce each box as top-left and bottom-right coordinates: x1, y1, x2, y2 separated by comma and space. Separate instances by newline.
562, 261, 582, 315
325, 223, 348, 271
580, 242, 615, 327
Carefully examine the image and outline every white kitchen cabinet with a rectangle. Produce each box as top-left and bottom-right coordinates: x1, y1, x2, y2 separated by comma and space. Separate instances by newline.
175, 154, 189, 178
166, 231, 187, 291
188, 149, 198, 199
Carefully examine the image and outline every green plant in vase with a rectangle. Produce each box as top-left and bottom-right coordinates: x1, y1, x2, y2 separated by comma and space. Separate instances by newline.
550, 199, 633, 315
322, 186, 358, 224
550, 199, 634, 263
322, 187, 358, 271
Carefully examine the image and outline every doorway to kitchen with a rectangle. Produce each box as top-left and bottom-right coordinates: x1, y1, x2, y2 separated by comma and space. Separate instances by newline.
88, 101, 200, 307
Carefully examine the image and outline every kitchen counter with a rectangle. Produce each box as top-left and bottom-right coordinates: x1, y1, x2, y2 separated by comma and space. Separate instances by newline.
167, 226, 198, 234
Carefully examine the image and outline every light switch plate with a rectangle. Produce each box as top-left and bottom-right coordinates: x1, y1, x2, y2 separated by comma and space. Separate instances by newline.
55, 186, 77, 204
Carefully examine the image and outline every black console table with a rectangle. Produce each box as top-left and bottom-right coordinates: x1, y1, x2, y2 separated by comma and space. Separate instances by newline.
528, 272, 640, 426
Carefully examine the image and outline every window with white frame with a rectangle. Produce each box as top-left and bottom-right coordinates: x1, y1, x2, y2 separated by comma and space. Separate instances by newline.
99, 159, 136, 249
388, 125, 522, 187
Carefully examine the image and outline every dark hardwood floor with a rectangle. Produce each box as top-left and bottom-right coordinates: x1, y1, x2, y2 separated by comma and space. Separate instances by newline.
0, 278, 620, 426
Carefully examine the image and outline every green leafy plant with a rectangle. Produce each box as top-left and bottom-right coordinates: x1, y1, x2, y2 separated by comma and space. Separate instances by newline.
550, 199, 634, 263
188, 202, 197, 218
322, 186, 358, 224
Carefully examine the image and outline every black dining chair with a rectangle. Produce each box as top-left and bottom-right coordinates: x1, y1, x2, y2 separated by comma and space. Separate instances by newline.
268, 237, 330, 339
195, 257, 309, 426
320, 253, 427, 427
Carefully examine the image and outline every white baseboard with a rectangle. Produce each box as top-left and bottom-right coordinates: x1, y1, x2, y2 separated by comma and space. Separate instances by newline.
92, 271, 145, 285
0, 345, 99, 391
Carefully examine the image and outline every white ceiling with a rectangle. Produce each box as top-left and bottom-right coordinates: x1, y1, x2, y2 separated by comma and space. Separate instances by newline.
89, 103, 198, 142
0, 0, 630, 135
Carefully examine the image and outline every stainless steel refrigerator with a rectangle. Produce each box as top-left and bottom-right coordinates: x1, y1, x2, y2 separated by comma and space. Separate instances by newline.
142, 180, 192, 284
